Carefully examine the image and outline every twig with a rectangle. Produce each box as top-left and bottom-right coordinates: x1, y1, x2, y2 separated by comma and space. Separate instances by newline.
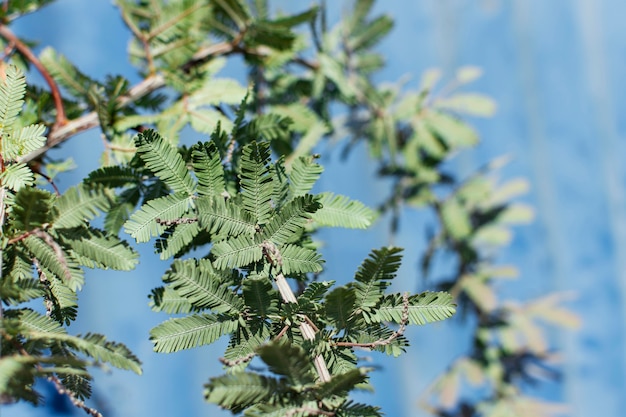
0, 24, 66, 127
48, 375, 102, 417
219, 351, 256, 367
155, 217, 198, 226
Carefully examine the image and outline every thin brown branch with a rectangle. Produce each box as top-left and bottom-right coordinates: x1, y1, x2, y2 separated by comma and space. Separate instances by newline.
0, 24, 66, 126
48, 375, 102, 417
155, 217, 198, 226
19, 73, 166, 163
219, 351, 256, 367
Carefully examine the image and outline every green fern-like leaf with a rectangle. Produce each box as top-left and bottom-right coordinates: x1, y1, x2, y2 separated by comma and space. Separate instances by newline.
191, 141, 226, 197
86, 165, 142, 188
150, 314, 238, 353
135, 129, 195, 195
2, 124, 46, 161
0, 65, 26, 136
204, 372, 283, 413
243, 276, 279, 318
155, 221, 201, 259
337, 401, 383, 417
23, 235, 84, 291
11, 187, 53, 231
351, 247, 402, 311
280, 244, 324, 275
374, 292, 456, 325
256, 340, 316, 387
288, 156, 323, 197
261, 194, 321, 246
52, 184, 112, 229
196, 195, 256, 237
163, 259, 244, 313
59, 228, 138, 271
325, 287, 357, 331
311, 192, 376, 229
149, 286, 195, 314
124, 192, 194, 242
0, 162, 34, 191
313, 368, 368, 400
239, 141, 274, 224
211, 234, 263, 270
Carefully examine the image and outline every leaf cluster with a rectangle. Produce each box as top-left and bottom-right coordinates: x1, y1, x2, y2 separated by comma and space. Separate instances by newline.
0, 67, 141, 406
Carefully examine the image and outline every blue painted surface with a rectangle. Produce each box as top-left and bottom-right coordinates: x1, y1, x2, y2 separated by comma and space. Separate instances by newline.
6, 1, 626, 416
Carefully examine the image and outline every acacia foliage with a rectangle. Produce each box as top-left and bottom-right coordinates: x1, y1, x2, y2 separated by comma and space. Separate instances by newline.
0, 0, 576, 416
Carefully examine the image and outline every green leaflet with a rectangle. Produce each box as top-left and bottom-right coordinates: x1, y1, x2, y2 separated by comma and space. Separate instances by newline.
52, 184, 113, 229
124, 192, 194, 242
374, 292, 456, 325
243, 276, 279, 318
260, 194, 321, 246
0, 162, 35, 191
11, 188, 53, 231
239, 141, 274, 224
2, 124, 46, 162
279, 244, 324, 275
288, 155, 324, 197
135, 129, 195, 195
205, 372, 283, 413
150, 314, 238, 353
211, 234, 263, 270
311, 192, 376, 229
163, 259, 244, 313
191, 141, 226, 197
23, 235, 84, 291
0, 65, 26, 137
196, 195, 256, 237
59, 228, 139, 271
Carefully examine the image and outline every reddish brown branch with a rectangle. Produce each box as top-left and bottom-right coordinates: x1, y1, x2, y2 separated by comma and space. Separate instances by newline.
0, 24, 66, 127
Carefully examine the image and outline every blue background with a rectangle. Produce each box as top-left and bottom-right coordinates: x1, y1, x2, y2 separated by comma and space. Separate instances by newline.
7, 1, 626, 416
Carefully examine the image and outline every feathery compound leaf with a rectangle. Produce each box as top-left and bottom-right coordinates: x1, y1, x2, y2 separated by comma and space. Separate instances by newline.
351, 247, 403, 312
311, 192, 376, 229
23, 235, 84, 291
124, 192, 193, 242
243, 276, 279, 318
163, 259, 244, 313
261, 194, 321, 246
337, 401, 383, 417
2, 124, 46, 161
86, 165, 142, 188
205, 372, 283, 413
21, 331, 142, 374
280, 244, 324, 275
325, 287, 357, 331
13, 309, 65, 335
197, 195, 256, 237
60, 228, 138, 271
149, 286, 195, 314
212, 234, 263, 270
355, 247, 403, 283
239, 141, 274, 224
375, 292, 456, 325
288, 156, 324, 197
256, 340, 316, 387
135, 129, 195, 195
11, 188, 53, 231
52, 184, 112, 229
0, 162, 34, 191
191, 141, 225, 197
314, 368, 368, 400
150, 314, 238, 353
155, 221, 201, 259
0, 65, 26, 135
